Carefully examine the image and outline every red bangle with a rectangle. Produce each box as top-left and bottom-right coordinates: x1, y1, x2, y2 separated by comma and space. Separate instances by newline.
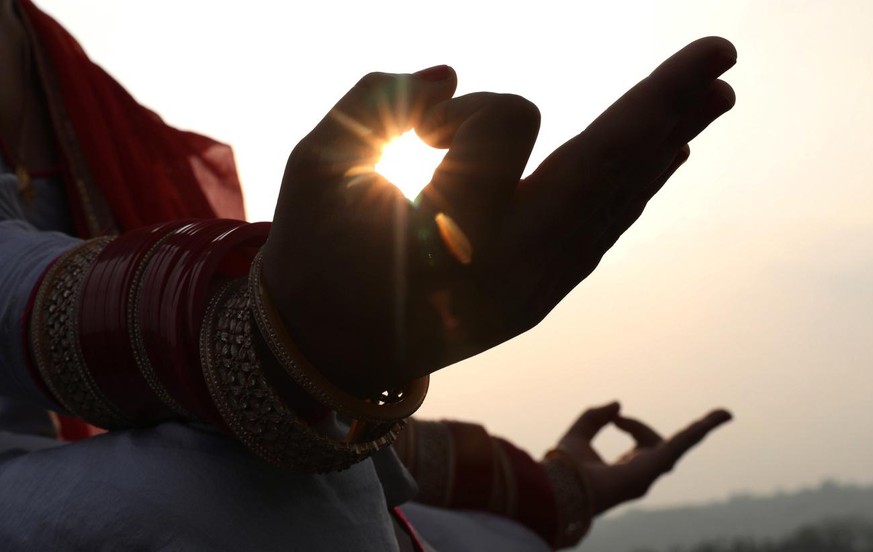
136, 219, 268, 424
445, 421, 496, 509
140, 220, 244, 422
496, 437, 559, 547
76, 219, 269, 427
79, 221, 192, 421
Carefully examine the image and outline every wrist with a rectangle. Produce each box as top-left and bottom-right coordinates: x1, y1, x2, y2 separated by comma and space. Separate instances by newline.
259, 238, 413, 398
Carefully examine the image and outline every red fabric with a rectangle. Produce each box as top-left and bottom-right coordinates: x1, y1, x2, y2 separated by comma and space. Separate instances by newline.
392, 508, 427, 552
19, 0, 246, 233
56, 414, 105, 441
18, 0, 248, 439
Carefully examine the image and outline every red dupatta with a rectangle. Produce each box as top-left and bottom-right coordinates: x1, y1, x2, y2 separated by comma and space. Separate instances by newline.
18, 0, 246, 234
17, 0, 247, 439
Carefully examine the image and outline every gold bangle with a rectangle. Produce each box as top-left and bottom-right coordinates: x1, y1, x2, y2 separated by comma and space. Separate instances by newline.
200, 279, 405, 472
29, 238, 132, 429
247, 251, 428, 423
543, 448, 594, 548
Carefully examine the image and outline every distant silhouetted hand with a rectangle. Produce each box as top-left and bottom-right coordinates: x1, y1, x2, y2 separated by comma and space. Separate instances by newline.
553, 403, 733, 516
262, 37, 737, 397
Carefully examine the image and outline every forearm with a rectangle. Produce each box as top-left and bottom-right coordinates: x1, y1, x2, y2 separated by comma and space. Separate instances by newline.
19, 220, 419, 471
395, 418, 592, 550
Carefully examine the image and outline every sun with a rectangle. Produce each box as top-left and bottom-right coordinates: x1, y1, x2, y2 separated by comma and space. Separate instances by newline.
375, 130, 447, 201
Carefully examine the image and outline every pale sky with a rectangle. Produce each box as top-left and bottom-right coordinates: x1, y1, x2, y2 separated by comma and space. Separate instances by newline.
37, 0, 873, 512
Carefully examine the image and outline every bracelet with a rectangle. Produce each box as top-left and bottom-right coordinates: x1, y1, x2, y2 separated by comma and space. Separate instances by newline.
248, 251, 429, 423
31, 220, 419, 472
542, 448, 594, 548
80, 221, 192, 422
396, 419, 455, 506
127, 223, 198, 419
29, 237, 132, 429
200, 279, 406, 472
395, 420, 556, 543
136, 219, 248, 422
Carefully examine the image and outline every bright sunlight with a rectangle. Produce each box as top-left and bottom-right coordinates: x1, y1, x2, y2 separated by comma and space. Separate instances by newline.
375, 130, 447, 201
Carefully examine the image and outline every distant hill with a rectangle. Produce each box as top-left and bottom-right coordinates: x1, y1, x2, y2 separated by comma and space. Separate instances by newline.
577, 481, 873, 552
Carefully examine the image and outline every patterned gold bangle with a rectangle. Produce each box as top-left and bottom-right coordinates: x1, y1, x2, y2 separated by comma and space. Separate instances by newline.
29, 237, 133, 429
247, 251, 428, 423
543, 448, 594, 548
200, 279, 406, 472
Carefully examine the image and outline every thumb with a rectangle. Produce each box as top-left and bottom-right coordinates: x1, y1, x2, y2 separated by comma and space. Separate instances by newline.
564, 401, 622, 442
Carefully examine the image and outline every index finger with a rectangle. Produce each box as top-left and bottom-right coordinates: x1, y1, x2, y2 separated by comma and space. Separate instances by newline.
613, 416, 663, 448
418, 92, 541, 247
662, 409, 733, 467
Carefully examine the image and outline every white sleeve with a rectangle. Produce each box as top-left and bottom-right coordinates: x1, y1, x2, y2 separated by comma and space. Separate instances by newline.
401, 502, 552, 552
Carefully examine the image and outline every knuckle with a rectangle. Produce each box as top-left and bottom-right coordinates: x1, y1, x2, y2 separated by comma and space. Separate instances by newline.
354, 72, 413, 103
285, 138, 320, 176
356, 71, 393, 92
288, 135, 317, 165
631, 483, 650, 499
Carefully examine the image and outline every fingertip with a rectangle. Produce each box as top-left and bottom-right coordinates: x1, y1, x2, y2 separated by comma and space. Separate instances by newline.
678, 143, 691, 162
710, 80, 736, 111
603, 401, 621, 416
699, 36, 737, 62
708, 409, 733, 424
414, 64, 456, 83
415, 102, 453, 148
678, 36, 737, 81
581, 401, 621, 419
412, 65, 458, 102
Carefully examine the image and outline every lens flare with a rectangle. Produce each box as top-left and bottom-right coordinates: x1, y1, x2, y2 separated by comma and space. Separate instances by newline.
375, 130, 447, 201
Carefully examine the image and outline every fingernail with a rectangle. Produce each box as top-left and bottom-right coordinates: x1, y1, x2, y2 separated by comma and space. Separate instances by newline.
414, 65, 452, 82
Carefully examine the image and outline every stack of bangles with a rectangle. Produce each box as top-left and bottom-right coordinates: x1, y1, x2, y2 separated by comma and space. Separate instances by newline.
396, 419, 594, 549
27, 219, 428, 472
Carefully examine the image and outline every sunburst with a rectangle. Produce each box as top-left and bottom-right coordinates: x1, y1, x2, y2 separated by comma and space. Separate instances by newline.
375, 130, 447, 201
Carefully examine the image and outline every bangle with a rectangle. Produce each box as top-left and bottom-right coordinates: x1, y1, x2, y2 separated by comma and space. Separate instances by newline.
29, 237, 131, 429
135, 219, 270, 424
80, 221, 192, 422
127, 222, 199, 419
542, 448, 594, 548
248, 251, 429, 423
200, 279, 406, 472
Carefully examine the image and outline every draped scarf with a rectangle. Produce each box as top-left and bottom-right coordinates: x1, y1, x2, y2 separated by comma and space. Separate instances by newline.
18, 0, 246, 234
17, 0, 247, 439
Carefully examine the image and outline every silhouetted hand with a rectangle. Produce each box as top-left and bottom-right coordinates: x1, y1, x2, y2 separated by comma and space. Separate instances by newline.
553, 402, 733, 516
262, 37, 736, 396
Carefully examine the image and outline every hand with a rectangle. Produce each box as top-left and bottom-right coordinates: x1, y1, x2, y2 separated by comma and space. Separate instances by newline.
553, 402, 733, 516
262, 37, 736, 396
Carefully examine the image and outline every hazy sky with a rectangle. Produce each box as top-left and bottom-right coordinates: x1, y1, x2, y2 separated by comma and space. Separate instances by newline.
37, 1, 873, 511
